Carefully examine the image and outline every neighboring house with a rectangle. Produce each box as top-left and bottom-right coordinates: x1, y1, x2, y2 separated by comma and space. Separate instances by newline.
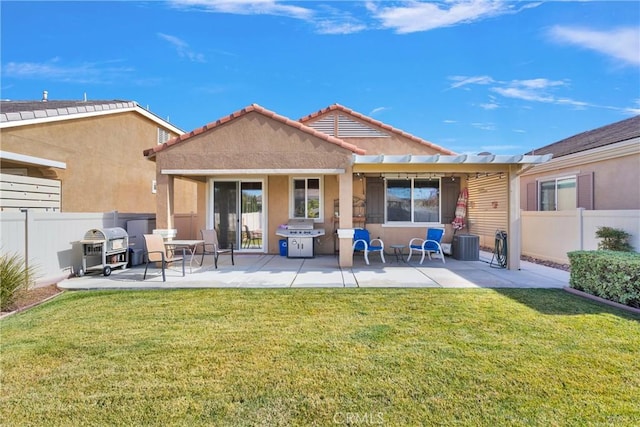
143, 103, 550, 269
520, 115, 640, 262
0, 96, 193, 214
521, 115, 640, 212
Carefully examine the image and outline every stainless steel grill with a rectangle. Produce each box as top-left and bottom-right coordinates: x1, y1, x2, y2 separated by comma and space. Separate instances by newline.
80, 227, 129, 276
276, 219, 325, 258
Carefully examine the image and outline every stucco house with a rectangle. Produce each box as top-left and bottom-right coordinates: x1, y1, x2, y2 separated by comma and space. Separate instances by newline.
519, 115, 640, 262
143, 103, 551, 269
521, 115, 640, 212
0, 96, 194, 214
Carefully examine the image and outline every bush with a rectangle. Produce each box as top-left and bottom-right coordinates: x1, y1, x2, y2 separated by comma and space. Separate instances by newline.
0, 252, 36, 311
567, 250, 640, 308
595, 226, 633, 252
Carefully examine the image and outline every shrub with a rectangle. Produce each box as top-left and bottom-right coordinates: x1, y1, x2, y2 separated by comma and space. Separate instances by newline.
567, 250, 640, 308
0, 252, 36, 311
595, 226, 633, 252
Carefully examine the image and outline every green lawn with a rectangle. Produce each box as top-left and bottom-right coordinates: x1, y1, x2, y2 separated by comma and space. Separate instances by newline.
2, 289, 639, 426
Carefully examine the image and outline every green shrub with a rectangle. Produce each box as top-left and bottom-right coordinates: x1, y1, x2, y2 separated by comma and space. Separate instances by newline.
595, 226, 633, 252
568, 250, 640, 308
0, 252, 36, 311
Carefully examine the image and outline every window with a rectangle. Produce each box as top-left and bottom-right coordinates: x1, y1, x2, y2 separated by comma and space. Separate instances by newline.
539, 177, 576, 211
292, 178, 322, 219
386, 178, 440, 223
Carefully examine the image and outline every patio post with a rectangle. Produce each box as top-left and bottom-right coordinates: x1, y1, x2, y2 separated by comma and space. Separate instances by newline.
507, 165, 521, 270
338, 168, 354, 267
156, 173, 175, 230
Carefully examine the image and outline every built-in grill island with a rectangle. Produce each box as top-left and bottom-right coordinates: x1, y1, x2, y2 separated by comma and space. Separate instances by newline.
276, 218, 325, 258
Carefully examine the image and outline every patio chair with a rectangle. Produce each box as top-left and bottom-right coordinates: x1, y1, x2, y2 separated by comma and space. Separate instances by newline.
352, 228, 385, 265
143, 234, 185, 281
407, 228, 446, 264
201, 229, 234, 269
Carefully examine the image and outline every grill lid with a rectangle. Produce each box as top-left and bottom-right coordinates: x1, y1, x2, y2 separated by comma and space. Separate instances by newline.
286, 218, 314, 230
83, 227, 128, 241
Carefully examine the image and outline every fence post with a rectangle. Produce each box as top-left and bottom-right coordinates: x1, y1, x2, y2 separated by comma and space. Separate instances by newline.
20, 208, 29, 270
577, 207, 585, 250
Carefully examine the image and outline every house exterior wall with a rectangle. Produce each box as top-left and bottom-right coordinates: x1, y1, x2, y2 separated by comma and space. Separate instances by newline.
153, 112, 354, 255
155, 113, 353, 171
1, 112, 193, 213
520, 142, 640, 211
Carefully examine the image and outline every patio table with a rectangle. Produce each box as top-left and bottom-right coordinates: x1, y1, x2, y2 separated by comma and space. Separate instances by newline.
390, 244, 406, 263
164, 240, 204, 273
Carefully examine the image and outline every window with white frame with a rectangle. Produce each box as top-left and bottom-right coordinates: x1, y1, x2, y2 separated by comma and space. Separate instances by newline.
386, 178, 440, 223
292, 178, 322, 219
539, 176, 576, 211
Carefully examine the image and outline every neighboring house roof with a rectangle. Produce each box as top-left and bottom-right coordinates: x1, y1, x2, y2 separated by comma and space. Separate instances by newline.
300, 103, 456, 155
526, 115, 640, 158
143, 103, 366, 157
0, 99, 184, 134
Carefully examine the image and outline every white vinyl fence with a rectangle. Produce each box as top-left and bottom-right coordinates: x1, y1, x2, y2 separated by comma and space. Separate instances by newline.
521, 209, 640, 264
0, 210, 155, 286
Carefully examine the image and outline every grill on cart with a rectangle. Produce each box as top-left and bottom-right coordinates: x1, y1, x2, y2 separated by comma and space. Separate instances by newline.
80, 227, 129, 276
276, 219, 325, 258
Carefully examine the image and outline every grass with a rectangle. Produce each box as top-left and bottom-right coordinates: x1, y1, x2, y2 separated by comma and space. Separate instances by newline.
1, 288, 639, 426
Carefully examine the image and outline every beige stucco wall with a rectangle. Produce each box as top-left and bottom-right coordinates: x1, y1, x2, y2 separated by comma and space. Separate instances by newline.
1, 112, 195, 214
153, 112, 354, 255
520, 151, 640, 210
155, 112, 353, 171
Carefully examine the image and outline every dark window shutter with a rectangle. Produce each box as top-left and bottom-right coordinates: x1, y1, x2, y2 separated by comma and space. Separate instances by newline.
577, 172, 594, 210
441, 178, 460, 224
526, 182, 537, 211
365, 177, 384, 224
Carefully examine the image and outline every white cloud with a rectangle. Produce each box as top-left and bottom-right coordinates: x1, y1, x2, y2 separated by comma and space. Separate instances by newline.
491, 78, 568, 103
471, 122, 496, 131
448, 75, 495, 89
169, 0, 313, 20
369, 106, 388, 115
2, 59, 134, 84
368, 0, 536, 34
480, 102, 499, 110
158, 33, 205, 63
549, 26, 640, 66
443, 119, 457, 124
449, 74, 638, 114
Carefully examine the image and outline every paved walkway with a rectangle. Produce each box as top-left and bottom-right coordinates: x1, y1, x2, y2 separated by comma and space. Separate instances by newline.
58, 251, 569, 290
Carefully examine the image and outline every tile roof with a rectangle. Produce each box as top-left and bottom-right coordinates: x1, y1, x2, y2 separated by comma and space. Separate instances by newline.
0, 99, 183, 134
299, 103, 457, 155
143, 103, 366, 157
527, 115, 640, 158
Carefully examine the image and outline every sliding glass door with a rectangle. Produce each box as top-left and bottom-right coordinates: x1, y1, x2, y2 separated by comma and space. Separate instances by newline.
213, 180, 264, 251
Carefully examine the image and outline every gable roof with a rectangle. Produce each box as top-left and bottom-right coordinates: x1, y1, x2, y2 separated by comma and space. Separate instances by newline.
299, 103, 456, 155
0, 99, 184, 134
526, 115, 640, 158
143, 103, 366, 157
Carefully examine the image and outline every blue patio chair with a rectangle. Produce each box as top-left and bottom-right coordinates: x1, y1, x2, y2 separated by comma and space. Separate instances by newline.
408, 228, 446, 264
353, 228, 385, 265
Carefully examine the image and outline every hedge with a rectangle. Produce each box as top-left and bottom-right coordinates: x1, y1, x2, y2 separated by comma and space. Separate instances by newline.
567, 250, 640, 308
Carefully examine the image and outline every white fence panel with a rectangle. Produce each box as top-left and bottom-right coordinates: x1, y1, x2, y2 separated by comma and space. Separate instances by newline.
0, 210, 156, 286
522, 209, 639, 264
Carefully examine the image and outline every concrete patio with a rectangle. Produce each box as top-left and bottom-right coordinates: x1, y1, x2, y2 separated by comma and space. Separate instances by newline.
57, 251, 569, 290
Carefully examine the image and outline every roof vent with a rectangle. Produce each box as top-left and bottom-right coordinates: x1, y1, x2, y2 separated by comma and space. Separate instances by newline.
42, 90, 48, 102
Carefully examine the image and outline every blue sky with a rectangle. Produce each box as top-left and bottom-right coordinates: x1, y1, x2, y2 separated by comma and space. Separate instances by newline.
2, 1, 639, 154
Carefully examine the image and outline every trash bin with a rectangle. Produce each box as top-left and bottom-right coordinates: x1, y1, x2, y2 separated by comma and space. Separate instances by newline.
129, 248, 144, 266
279, 239, 287, 257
